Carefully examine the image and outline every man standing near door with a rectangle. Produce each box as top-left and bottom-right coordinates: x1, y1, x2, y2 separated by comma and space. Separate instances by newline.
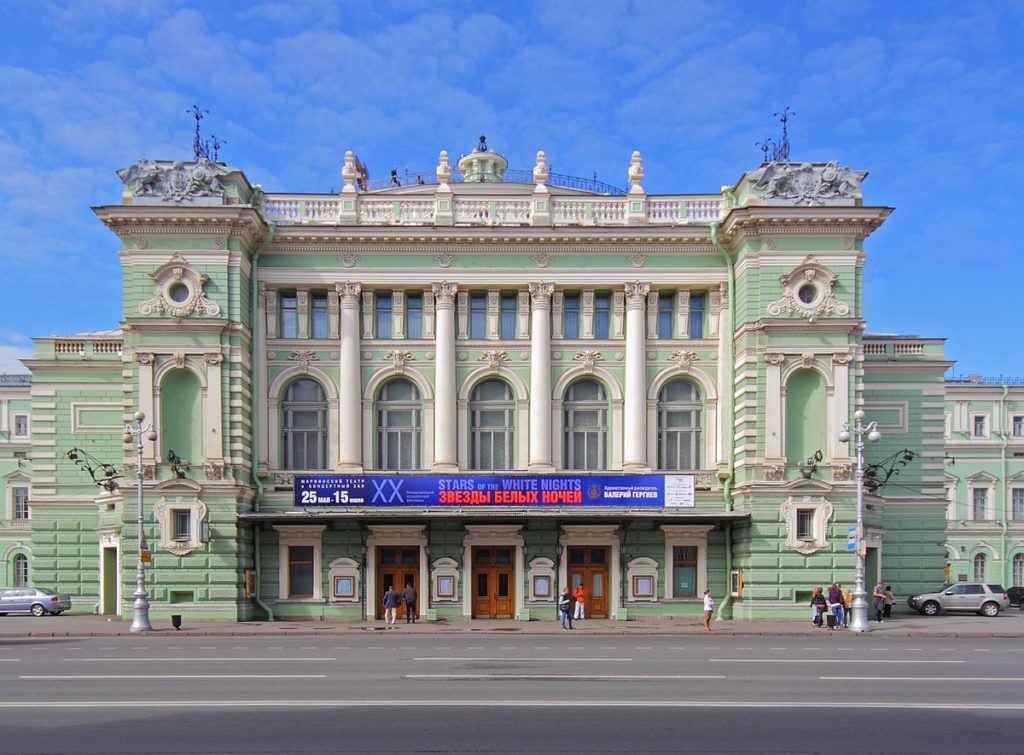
402, 582, 417, 624
383, 585, 401, 627
573, 582, 586, 621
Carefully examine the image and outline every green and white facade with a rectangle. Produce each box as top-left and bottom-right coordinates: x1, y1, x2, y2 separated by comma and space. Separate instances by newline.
4, 143, 1017, 622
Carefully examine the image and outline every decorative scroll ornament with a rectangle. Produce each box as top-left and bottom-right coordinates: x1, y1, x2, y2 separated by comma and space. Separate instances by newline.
204, 461, 225, 481
289, 350, 319, 370
629, 252, 648, 268
832, 352, 853, 366
764, 464, 786, 482
273, 472, 295, 487
384, 350, 415, 373
337, 252, 359, 268
204, 352, 223, 366
800, 353, 815, 368
478, 350, 509, 372
532, 252, 552, 268
435, 252, 455, 268
171, 353, 187, 369
117, 158, 230, 204
749, 160, 863, 206
574, 350, 604, 373
832, 464, 853, 482
765, 352, 786, 366
139, 253, 221, 318
766, 256, 850, 323
669, 350, 699, 371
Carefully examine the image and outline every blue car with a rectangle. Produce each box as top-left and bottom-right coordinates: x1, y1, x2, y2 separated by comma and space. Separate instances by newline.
0, 587, 72, 616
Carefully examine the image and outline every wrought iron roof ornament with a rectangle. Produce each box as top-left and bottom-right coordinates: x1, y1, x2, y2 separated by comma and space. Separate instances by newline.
863, 449, 917, 494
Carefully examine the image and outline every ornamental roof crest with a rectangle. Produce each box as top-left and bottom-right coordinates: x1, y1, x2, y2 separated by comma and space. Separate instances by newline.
117, 158, 231, 204
748, 161, 863, 206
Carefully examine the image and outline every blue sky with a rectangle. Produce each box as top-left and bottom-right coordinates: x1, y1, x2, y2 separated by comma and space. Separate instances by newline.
1, 1, 1021, 376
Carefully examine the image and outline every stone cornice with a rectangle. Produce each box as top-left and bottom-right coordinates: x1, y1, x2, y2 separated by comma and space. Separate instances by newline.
93, 205, 267, 249
740, 319, 865, 336
863, 360, 956, 374
720, 205, 893, 245
121, 318, 232, 335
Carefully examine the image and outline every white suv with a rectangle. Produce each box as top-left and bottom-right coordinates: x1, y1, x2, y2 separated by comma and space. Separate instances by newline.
907, 582, 1009, 617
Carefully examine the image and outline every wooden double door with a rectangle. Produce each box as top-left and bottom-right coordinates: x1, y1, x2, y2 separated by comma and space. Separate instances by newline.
568, 545, 609, 618
472, 546, 514, 619
377, 546, 419, 620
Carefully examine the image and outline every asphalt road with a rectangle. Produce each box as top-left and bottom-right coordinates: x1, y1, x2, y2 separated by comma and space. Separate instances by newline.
1, 634, 1022, 754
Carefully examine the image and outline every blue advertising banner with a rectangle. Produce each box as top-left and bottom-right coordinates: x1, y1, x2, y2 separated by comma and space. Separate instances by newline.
295, 474, 695, 508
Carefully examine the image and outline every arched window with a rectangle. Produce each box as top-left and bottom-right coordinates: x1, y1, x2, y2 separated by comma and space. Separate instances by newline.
470, 380, 515, 470
282, 379, 328, 470
973, 552, 987, 582
13, 554, 28, 587
785, 368, 827, 467
657, 379, 702, 470
563, 379, 607, 470
1014, 553, 1024, 587
160, 368, 202, 464
377, 379, 421, 470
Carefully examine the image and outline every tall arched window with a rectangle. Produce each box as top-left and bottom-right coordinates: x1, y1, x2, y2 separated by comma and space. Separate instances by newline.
282, 379, 328, 470
973, 552, 987, 582
658, 379, 702, 470
470, 379, 515, 470
563, 379, 607, 470
1014, 553, 1024, 587
13, 554, 28, 587
377, 379, 422, 470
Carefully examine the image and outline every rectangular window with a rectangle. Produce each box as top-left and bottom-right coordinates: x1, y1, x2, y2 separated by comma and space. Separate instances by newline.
973, 415, 986, 437
469, 293, 487, 339
375, 292, 393, 339
796, 509, 814, 540
310, 292, 329, 339
632, 575, 655, 598
406, 292, 423, 339
13, 487, 28, 520
173, 510, 191, 540
13, 415, 28, 436
593, 293, 611, 339
672, 545, 697, 597
532, 575, 552, 599
563, 294, 580, 339
1013, 416, 1023, 437
288, 545, 315, 598
437, 575, 455, 598
689, 293, 705, 339
1014, 489, 1024, 520
333, 576, 355, 599
279, 292, 298, 338
973, 488, 988, 520
657, 292, 674, 339
500, 293, 517, 339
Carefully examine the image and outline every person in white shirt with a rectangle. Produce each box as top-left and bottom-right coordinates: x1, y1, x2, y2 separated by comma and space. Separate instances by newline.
703, 589, 715, 631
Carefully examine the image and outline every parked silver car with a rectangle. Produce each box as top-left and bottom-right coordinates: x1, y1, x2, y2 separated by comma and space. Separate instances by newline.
907, 582, 1009, 617
0, 587, 72, 616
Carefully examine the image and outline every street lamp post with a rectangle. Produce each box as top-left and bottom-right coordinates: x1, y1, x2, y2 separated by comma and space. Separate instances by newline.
839, 409, 881, 633
123, 410, 157, 633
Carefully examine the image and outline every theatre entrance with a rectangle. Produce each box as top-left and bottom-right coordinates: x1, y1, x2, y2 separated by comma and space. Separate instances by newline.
377, 546, 419, 620
471, 546, 514, 619
568, 545, 609, 618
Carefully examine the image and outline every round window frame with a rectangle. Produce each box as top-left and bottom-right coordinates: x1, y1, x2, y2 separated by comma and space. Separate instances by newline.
163, 279, 196, 308
796, 283, 820, 307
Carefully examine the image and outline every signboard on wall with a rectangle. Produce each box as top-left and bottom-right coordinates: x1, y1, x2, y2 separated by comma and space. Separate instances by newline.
295, 474, 695, 508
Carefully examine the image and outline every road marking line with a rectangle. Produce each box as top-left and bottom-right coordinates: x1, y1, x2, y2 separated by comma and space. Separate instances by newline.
333, 647, 350, 650
413, 657, 633, 662
65, 657, 336, 662
634, 646, 653, 650
3, 700, 1024, 710
710, 659, 964, 664
20, 674, 327, 680
405, 674, 724, 681
0, 659, 19, 663
821, 676, 1024, 682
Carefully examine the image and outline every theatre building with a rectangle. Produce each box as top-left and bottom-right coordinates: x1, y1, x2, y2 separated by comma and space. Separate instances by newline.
8, 141, 955, 622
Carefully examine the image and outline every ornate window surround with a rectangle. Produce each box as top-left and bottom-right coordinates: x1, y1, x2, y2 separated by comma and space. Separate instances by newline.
766, 256, 850, 323
781, 496, 833, 554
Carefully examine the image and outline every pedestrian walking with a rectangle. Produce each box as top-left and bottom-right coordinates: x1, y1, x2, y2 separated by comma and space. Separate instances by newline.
703, 589, 715, 631
402, 582, 417, 624
872, 580, 886, 622
883, 585, 894, 619
558, 586, 574, 630
573, 582, 586, 620
382, 584, 401, 627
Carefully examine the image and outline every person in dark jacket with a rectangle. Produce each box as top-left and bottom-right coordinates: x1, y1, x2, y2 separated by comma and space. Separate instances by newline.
382, 585, 401, 627
558, 586, 574, 630
810, 586, 828, 627
402, 583, 417, 624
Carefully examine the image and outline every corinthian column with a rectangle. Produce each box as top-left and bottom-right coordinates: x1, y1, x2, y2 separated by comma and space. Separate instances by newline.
337, 282, 363, 471
432, 282, 458, 471
528, 283, 555, 472
624, 281, 650, 472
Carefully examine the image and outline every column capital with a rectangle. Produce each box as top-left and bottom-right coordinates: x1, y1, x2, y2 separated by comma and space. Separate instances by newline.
432, 281, 458, 309
136, 352, 155, 365
528, 282, 554, 310
624, 281, 650, 310
336, 281, 361, 308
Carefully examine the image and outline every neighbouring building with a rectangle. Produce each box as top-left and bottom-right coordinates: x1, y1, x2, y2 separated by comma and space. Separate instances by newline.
5, 140, 1017, 622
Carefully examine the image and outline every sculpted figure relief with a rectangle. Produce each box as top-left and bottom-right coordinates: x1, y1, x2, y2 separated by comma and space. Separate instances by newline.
750, 161, 862, 205
117, 158, 230, 203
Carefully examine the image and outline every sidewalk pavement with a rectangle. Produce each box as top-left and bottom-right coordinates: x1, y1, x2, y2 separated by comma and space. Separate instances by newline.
3, 609, 1024, 638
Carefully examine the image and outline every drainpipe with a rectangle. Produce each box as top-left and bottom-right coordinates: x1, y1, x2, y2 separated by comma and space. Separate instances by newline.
710, 222, 737, 619
250, 222, 276, 620
1000, 385, 1009, 585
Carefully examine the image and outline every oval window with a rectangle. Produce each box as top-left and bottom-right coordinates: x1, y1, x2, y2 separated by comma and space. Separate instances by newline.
168, 282, 190, 303
797, 284, 817, 304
